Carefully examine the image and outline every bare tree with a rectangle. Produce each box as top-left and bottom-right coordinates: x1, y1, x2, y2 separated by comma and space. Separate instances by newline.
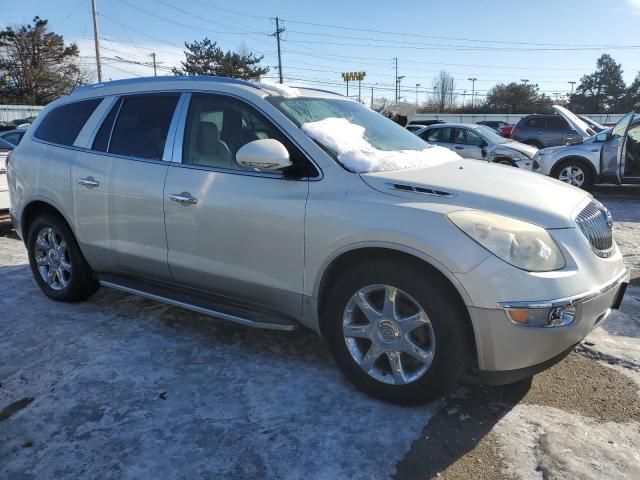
432, 70, 456, 113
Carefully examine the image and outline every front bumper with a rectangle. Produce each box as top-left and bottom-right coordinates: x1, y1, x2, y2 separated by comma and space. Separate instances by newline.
471, 268, 629, 383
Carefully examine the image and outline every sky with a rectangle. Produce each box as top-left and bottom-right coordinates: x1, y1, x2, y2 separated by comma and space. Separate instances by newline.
3, 0, 640, 105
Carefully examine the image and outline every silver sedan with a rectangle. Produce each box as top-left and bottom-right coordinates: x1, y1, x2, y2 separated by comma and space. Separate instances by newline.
415, 123, 538, 168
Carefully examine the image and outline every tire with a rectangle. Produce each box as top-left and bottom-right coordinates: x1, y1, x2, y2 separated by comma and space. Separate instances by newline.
27, 213, 99, 302
552, 159, 594, 188
494, 158, 516, 167
324, 259, 471, 405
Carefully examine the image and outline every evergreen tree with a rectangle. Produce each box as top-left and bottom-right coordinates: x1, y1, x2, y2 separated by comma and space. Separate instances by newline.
172, 38, 269, 80
0, 17, 88, 105
568, 54, 626, 113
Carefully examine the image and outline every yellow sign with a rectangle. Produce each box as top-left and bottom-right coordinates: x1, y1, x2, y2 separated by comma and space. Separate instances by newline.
341, 71, 366, 81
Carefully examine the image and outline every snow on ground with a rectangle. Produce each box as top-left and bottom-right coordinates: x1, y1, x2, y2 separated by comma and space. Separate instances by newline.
496, 405, 640, 480
0, 235, 436, 479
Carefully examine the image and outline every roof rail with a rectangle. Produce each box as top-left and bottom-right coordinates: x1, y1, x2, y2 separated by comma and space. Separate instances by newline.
290, 86, 344, 97
72, 75, 262, 94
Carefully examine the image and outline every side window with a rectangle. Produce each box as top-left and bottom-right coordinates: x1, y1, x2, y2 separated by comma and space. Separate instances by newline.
455, 129, 483, 146
547, 116, 568, 130
422, 127, 451, 143
524, 117, 544, 129
92, 98, 122, 152
2, 132, 22, 145
182, 94, 308, 173
108, 94, 179, 160
34, 98, 102, 146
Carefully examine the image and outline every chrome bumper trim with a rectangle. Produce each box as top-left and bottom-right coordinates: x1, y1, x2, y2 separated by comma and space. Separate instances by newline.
499, 268, 629, 310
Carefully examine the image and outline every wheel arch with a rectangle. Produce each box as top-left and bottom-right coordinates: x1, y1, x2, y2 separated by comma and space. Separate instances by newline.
21, 199, 75, 240
314, 245, 478, 364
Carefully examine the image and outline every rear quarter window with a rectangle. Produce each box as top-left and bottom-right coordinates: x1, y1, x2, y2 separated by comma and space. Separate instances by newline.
34, 98, 102, 146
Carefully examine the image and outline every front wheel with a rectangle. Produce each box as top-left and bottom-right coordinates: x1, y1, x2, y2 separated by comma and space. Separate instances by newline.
324, 260, 471, 405
27, 214, 99, 302
554, 161, 593, 188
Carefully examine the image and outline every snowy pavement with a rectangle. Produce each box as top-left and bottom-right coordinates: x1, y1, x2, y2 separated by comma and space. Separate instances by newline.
1, 191, 639, 479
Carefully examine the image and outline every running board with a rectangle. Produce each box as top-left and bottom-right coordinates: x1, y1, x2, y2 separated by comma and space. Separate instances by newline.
98, 276, 299, 332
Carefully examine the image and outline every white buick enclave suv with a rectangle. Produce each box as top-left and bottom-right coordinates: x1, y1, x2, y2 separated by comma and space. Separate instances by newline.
6, 77, 628, 404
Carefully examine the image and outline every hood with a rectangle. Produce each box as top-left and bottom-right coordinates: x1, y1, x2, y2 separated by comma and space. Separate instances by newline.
360, 158, 589, 228
552, 105, 596, 140
493, 140, 538, 159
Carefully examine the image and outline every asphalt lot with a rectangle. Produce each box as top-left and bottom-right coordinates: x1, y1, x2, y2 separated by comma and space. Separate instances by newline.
1, 189, 639, 479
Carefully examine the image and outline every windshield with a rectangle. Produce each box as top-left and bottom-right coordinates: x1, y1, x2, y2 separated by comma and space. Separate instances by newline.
267, 96, 460, 173
475, 125, 507, 144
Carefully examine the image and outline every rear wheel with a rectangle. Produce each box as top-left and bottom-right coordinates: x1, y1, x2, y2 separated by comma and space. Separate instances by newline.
27, 214, 99, 302
324, 260, 471, 405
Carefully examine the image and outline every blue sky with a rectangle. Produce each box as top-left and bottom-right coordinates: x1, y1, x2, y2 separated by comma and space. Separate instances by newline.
4, 0, 640, 104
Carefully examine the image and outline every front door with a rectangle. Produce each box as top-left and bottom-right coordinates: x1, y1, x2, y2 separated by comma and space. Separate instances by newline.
453, 128, 485, 160
621, 122, 640, 183
72, 93, 180, 279
600, 112, 635, 184
163, 93, 309, 316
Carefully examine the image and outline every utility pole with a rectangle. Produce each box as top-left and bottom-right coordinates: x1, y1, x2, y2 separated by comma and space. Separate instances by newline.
150, 53, 157, 77
462, 90, 467, 107
91, 0, 103, 82
370, 86, 374, 109
468, 77, 477, 111
568, 81, 576, 94
272, 17, 285, 83
397, 75, 405, 101
394, 57, 398, 102
521, 78, 529, 85
415, 83, 421, 107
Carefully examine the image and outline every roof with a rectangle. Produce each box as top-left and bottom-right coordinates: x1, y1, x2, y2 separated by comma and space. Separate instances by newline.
420, 122, 482, 129
70, 76, 343, 101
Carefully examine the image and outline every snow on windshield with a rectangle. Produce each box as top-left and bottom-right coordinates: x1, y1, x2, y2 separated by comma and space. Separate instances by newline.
301, 117, 461, 173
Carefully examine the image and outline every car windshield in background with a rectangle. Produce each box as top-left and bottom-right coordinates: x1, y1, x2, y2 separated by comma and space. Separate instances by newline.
476, 125, 508, 144
267, 97, 459, 173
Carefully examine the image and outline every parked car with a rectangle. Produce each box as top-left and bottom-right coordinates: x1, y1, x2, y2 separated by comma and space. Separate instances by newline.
406, 124, 427, 133
499, 123, 514, 138
476, 120, 508, 132
0, 128, 27, 146
578, 115, 606, 133
0, 137, 15, 210
7, 77, 628, 405
409, 119, 445, 127
511, 108, 596, 148
532, 106, 639, 187
416, 123, 537, 168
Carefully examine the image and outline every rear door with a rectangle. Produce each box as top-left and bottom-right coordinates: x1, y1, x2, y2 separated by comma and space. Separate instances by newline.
72, 93, 182, 279
0, 139, 12, 209
420, 126, 454, 150
600, 113, 635, 184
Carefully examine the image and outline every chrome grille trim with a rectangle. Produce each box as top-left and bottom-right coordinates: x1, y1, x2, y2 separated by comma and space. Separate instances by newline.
575, 201, 615, 258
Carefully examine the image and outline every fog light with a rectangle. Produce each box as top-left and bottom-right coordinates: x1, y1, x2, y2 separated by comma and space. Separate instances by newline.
548, 305, 576, 327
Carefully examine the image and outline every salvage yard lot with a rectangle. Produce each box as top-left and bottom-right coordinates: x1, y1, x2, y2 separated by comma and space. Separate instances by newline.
1, 189, 639, 479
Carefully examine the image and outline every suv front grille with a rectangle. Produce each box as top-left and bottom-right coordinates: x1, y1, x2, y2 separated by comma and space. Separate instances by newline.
575, 201, 615, 258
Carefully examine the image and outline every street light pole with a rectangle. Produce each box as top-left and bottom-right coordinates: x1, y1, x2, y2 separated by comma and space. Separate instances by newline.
397, 75, 405, 101
415, 83, 421, 107
568, 81, 576, 94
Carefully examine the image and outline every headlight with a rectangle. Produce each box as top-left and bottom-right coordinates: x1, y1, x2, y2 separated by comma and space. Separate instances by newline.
447, 210, 565, 272
539, 146, 562, 155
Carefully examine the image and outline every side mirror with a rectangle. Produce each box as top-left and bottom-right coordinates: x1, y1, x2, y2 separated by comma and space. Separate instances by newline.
596, 132, 608, 143
235, 139, 292, 171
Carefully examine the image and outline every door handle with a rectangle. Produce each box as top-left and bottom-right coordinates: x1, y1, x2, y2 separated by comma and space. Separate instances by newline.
78, 176, 100, 188
169, 192, 198, 206
454, 146, 464, 150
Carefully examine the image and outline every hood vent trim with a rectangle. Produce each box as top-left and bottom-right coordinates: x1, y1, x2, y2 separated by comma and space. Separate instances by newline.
385, 182, 456, 198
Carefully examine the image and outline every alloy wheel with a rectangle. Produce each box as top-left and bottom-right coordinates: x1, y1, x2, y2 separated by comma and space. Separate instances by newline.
558, 165, 585, 187
342, 284, 435, 385
34, 227, 72, 291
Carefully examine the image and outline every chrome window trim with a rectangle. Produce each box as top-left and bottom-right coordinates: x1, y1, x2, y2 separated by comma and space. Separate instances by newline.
170, 92, 191, 163
105, 97, 124, 153
171, 90, 323, 181
499, 268, 629, 310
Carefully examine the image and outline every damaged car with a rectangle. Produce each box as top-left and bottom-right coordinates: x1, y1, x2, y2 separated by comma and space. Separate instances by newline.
416, 123, 537, 168
532, 106, 639, 187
